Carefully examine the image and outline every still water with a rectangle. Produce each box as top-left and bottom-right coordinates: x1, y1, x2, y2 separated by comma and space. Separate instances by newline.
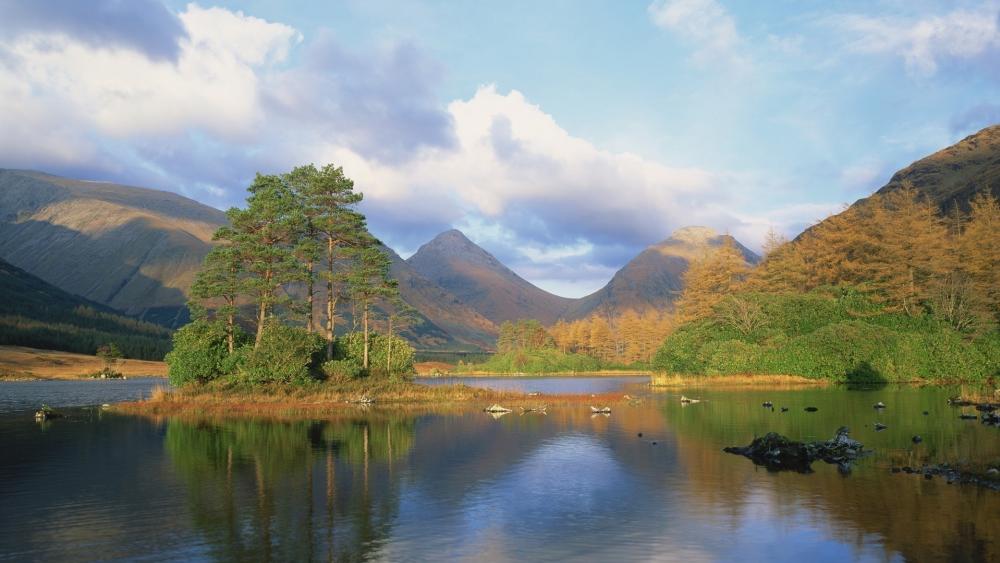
0, 380, 997, 562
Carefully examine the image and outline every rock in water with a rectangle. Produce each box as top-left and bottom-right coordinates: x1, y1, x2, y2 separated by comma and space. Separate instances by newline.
804, 406, 819, 412
723, 427, 869, 473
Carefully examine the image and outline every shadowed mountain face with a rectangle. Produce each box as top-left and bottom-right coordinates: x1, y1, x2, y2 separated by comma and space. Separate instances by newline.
0, 169, 226, 327
407, 230, 575, 325
384, 247, 498, 351
873, 124, 1000, 212
566, 226, 759, 319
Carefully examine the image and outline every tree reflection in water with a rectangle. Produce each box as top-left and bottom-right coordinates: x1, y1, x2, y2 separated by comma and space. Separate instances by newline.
165, 416, 415, 561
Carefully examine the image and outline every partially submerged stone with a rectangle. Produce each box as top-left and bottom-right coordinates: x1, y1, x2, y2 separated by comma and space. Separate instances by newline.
723, 427, 870, 473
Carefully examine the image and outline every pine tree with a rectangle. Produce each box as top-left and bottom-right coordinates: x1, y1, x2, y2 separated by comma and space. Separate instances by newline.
226, 174, 307, 348
347, 245, 396, 369
189, 245, 243, 353
284, 164, 368, 359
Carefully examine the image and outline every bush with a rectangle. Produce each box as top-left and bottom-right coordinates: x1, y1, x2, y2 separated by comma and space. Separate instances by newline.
332, 332, 415, 378
322, 359, 364, 380
237, 323, 325, 385
165, 320, 247, 386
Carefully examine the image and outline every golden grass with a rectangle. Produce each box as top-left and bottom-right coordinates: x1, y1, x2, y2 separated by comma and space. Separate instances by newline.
0, 345, 167, 380
650, 372, 828, 387
115, 378, 635, 419
435, 369, 652, 377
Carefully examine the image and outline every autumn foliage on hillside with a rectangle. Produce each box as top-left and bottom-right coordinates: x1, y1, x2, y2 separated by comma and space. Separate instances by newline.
653, 189, 1000, 382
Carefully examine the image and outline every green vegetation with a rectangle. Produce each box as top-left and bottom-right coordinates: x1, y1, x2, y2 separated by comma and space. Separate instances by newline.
466, 319, 646, 374
167, 163, 415, 389
0, 258, 172, 360
653, 290, 999, 382
654, 189, 1000, 383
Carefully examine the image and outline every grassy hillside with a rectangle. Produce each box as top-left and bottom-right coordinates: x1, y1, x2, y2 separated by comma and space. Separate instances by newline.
0, 257, 172, 360
0, 169, 227, 327
652, 290, 999, 383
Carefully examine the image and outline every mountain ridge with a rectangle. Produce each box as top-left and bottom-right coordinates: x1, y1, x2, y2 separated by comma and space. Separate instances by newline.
406, 229, 574, 325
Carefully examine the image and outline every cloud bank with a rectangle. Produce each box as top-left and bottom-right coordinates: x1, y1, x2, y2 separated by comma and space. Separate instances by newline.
0, 2, 895, 296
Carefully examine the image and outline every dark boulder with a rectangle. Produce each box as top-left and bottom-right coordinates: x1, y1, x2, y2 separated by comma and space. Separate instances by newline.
723, 427, 869, 473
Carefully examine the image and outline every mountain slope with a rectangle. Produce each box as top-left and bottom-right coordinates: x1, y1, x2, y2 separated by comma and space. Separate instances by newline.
407, 230, 574, 325
0, 169, 495, 350
385, 247, 498, 351
566, 226, 759, 319
0, 169, 226, 327
873, 124, 1000, 211
0, 256, 172, 359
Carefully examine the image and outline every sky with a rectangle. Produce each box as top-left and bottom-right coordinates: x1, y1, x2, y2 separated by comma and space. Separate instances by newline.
2, 0, 999, 297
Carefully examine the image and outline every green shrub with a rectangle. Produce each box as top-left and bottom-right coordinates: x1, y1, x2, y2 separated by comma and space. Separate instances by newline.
237, 323, 325, 385
165, 320, 248, 386
322, 359, 364, 380
332, 332, 415, 378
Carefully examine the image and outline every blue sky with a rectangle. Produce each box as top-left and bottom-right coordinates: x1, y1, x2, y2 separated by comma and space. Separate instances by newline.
2, 1, 998, 296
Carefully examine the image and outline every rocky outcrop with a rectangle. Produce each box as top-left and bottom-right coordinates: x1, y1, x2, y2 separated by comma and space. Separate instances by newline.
724, 427, 870, 473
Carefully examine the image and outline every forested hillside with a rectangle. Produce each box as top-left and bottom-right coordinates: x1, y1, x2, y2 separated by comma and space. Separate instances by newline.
0, 257, 172, 360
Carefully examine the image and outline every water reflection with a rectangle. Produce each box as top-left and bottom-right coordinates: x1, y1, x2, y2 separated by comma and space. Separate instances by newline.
164, 417, 415, 562
0, 386, 998, 562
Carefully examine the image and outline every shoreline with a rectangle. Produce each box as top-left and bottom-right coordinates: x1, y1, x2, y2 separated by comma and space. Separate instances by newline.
0, 345, 167, 381
112, 380, 634, 419
415, 370, 652, 378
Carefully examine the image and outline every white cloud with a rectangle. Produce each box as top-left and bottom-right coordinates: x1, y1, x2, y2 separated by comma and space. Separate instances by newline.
0, 3, 299, 145
647, 0, 742, 63
833, 5, 1000, 75
314, 85, 725, 249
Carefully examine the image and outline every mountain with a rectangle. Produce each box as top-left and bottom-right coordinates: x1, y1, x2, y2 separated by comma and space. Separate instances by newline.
0, 169, 493, 350
872, 124, 1000, 211
0, 256, 172, 360
0, 169, 226, 327
385, 247, 498, 351
407, 229, 574, 325
565, 226, 759, 319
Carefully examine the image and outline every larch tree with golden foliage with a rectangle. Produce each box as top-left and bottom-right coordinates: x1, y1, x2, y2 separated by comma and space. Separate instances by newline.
674, 238, 751, 322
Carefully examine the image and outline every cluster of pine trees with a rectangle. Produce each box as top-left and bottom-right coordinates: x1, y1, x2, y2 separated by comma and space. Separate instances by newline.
655, 189, 1000, 381
168, 164, 414, 386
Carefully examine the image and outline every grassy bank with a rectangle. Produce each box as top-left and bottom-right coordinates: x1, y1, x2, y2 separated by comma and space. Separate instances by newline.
115, 378, 633, 418
457, 348, 650, 376
0, 345, 168, 380
650, 372, 828, 386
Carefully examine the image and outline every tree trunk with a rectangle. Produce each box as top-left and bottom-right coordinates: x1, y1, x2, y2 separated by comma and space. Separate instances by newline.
255, 301, 267, 349
326, 236, 335, 360
306, 258, 315, 333
225, 297, 235, 354
387, 317, 393, 373
254, 269, 273, 349
363, 301, 370, 370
